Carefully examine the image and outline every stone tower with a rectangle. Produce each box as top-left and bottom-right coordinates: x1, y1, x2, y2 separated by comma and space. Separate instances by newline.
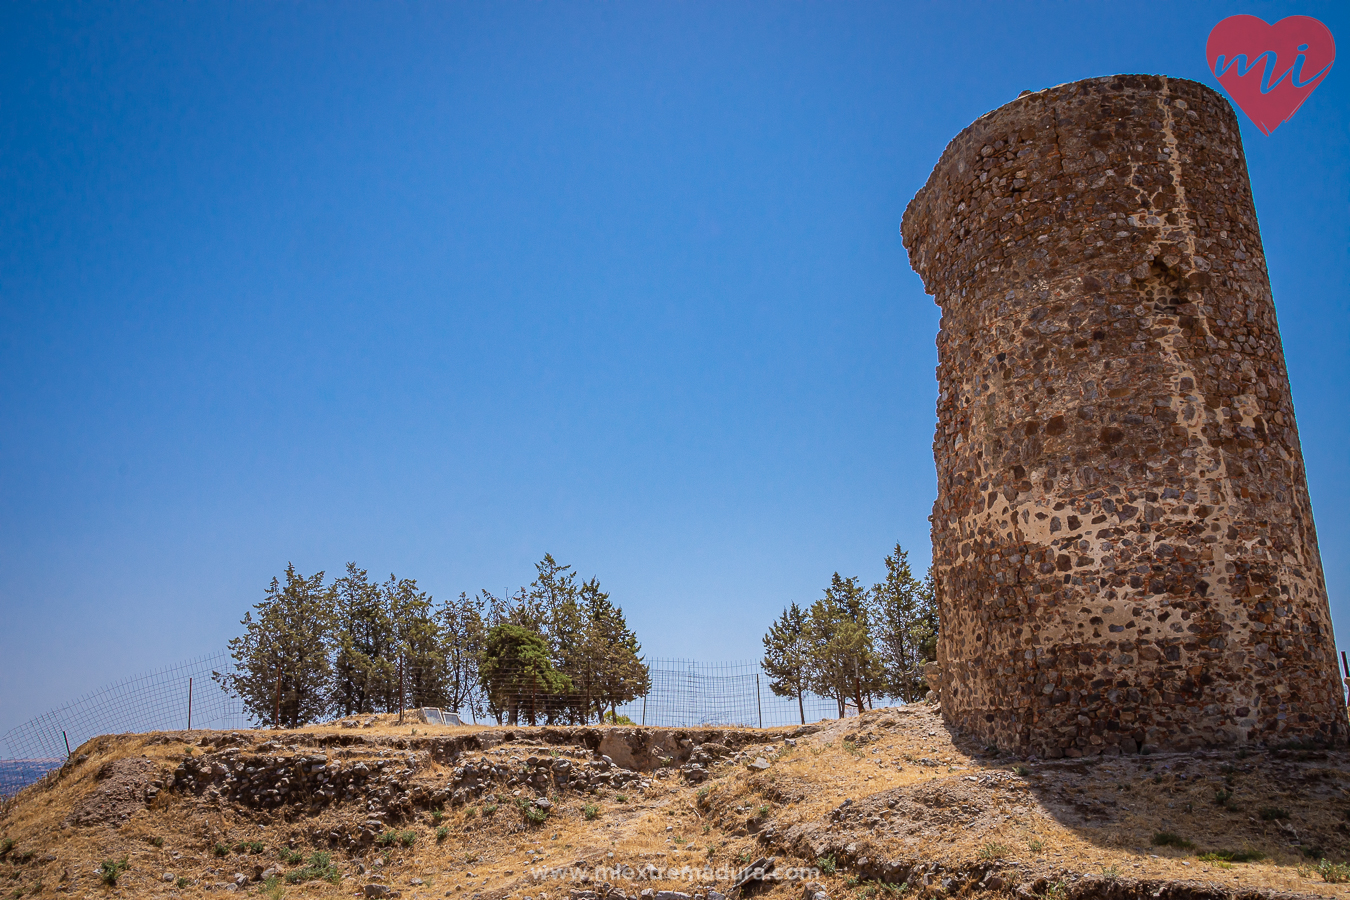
901, 74, 1343, 756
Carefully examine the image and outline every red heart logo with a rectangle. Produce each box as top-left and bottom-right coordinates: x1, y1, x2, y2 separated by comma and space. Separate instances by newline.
1206, 15, 1335, 135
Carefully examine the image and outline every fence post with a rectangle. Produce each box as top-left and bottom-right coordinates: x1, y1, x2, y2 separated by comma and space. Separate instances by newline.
756, 674, 763, 729
63, 731, 71, 758
187, 677, 193, 731
398, 654, 405, 724
641, 692, 647, 727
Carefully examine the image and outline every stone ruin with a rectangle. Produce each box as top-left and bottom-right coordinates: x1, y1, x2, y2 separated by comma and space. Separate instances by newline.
901, 74, 1343, 756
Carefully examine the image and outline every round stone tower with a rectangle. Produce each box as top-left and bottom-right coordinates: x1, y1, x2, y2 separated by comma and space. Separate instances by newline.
901, 74, 1343, 756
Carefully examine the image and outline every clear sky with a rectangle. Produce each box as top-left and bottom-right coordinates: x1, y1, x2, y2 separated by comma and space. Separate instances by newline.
1, 2, 1347, 734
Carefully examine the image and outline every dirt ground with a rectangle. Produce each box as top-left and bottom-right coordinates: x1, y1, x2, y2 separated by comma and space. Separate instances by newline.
2, 705, 1349, 900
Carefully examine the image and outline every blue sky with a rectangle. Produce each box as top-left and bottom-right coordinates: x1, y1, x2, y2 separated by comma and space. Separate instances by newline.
1, 2, 1346, 732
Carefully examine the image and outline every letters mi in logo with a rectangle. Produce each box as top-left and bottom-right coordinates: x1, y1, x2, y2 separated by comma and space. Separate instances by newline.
1206, 15, 1335, 134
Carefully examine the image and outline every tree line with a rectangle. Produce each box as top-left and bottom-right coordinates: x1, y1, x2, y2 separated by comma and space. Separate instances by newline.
760, 543, 937, 722
214, 554, 649, 728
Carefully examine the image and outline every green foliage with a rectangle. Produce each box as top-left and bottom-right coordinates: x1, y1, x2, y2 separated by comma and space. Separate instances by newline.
1151, 832, 1195, 850
583, 803, 600, 820
262, 875, 285, 900
979, 843, 1009, 860
602, 711, 636, 725
1317, 860, 1350, 883
148, 835, 164, 848
483, 802, 499, 815
525, 805, 550, 825
1214, 788, 1237, 810
806, 574, 880, 716
0, 838, 12, 858
212, 842, 231, 857
1013, 765, 1030, 776
615, 794, 627, 803
436, 826, 450, 842
284, 851, 340, 884
1259, 806, 1290, 821
1028, 839, 1044, 853
762, 602, 812, 724
376, 830, 415, 847
479, 623, 574, 725
214, 564, 334, 728
99, 857, 129, 887
817, 855, 837, 876
278, 847, 304, 865
177, 876, 191, 889
870, 545, 938, 702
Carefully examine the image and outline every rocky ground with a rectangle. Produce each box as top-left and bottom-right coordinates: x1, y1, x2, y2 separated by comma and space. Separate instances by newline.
2, 705, 1349, 900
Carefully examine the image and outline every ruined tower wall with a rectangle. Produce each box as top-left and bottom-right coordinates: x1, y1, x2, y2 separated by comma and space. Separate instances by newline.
900, 74, 1343, 756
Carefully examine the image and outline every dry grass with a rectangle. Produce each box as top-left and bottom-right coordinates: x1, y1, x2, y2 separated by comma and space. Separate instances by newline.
2, 708, 1349, 899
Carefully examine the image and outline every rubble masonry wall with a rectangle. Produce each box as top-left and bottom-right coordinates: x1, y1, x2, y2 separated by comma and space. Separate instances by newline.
901, 74, 1342, 756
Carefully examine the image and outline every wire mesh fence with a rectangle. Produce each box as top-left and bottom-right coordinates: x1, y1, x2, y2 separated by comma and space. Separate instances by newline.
0, 653, 248, 797
0, 654, 851, 797
612, 659, 840, 728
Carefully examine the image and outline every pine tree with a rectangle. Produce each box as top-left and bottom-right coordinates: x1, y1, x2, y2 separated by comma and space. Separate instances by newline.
385, 574, 448, 712
478, 623, 572, 725
871, 544, 934, 702
581, 578, 649, 722
215, 564, 334, 728
804, 573, 880, 716
438, 591, 487, 720
762, 602, 810, 724
331, 563, 396, 715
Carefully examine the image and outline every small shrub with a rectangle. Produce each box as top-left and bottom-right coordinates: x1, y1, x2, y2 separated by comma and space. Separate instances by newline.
398, 830, 416, 848
176, 876, 190, 889
483, 802, 499, 815
615, 794, 627, 804
702, 824, 711, 835
212, 842, 230, 857
1259, 806, 1290, 821
818, 855, 837, 876
436, 826, 449, 842
278, 847, 304, 865
99, 857, 129, 887
262, 875, 285, 900
1214, 789, 1237, 810
377, 831, 397, 846
284, 851, 340, 885
465, 806, 479, 818
1013, 765, 1029, 776
246, 840, 265, 854
1028, 839, 1044, 853
1302, 845, 1327, 860
1102, 865, 1120, 880
1152, 832, 1196, 850
148, 835, 164, 848
756, 805, 770, 818
431, 808, 445, 823
697, 786, 710, 801
583, 803, 600, 821
979, 842, 1009, 860
0, 838, 12, 858
1317, 860, 1350, 883
525, 806, 550, 825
